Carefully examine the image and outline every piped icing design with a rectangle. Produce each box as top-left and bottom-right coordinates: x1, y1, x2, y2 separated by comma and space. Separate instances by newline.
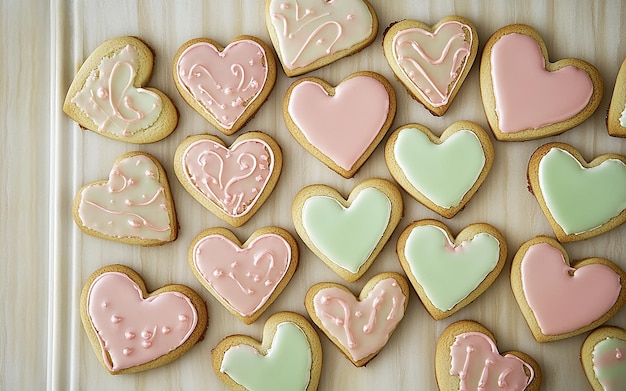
402, 224, 500, 312
182, 138, 274, 217
391, 21, 472, 108
71, 44, 162, 137
176, 39, 269, 130
592, 337, 626, 391
490, 32, 593, 134
86, 272, 198, 372
311, 277, 406, 362
192, 233, 291, 317
267, 0, 375, 73
393, 127, 485, 209
450, 332, 534, 391
537, 147, 626, 235
286, 74, 391, 173
76, 153, 174, 243
302, 187, 391, 274
520, 242, 622, 336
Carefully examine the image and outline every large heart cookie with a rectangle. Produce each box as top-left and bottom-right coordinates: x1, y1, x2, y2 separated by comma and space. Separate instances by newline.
480, 24, 602, 141
607, 58, 626, 137
64, 36, 178, 143
73, 152, 177, 246
305, 272, 409, 367
397, 219, 506, 320
292, 178, 403, 282
283, 72, 396, 178
383, 16, 478, 116
173, 36, 277, 135
511, 236, 626, 343
212, 312, 322, 391
265, 0, 378, 76
189, 226, 298, 324
385, 121, 493, 218
174, 131, 282, 227
581, 326, 626, 391
528, 142, 626, 242
436, 320, 542, 391
80, 265, 208, 374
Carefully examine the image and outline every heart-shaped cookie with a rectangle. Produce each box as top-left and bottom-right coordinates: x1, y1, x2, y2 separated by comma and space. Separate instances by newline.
265, 0, 378, 76
480, 24, 603, 141
511, 236, 626, 343
581, 326, 626, 391
283, 72, 396, 178
173, 36, 277, 135
397, 219, 506, 320
436, 320, 542, 391
73, 152, 177, 246
64, 36, 178, 143
174, 131, 282, 227
383, 16, 478, 116
385, 121, 493, 218
292, 178, 403, 282
212, 312, 322, 391
80, 265, 208, 374
305, 272, 409, 367
527, 142, 626, 242
607, 58, 626, 137
189, 226, 298, 324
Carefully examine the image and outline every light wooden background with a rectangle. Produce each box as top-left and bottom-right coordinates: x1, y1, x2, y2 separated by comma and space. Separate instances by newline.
2, 0, 626, 390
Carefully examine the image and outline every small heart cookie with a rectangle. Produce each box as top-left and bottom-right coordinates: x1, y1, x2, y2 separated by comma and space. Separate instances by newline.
436, 320, 542, 391
283, 71, 396, 178
305, 272, 409, 367
173, 36, 277, 135
189, 226, 298, 324
607, 58, 626, 137
527, 142, 626, 242
174, 131, 282, 227
581, 326, 626, 391
385, 121, 493, 218
480, 24, 603, 141
397, 219, 506, 320
292, 178, 403, 282
383, 16, 478, 116
265, 0, 378, 76
64, 36, 178, 144
73, 152, 177, 246
212, 312, 322, 391
80, 264, 208, 374
511, 236, 626, 343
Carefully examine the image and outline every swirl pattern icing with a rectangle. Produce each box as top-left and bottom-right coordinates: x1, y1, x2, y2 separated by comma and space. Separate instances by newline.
71, 45, 162, 137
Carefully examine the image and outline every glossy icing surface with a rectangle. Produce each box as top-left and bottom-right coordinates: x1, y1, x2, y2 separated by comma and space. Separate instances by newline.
592, 337, 626, 391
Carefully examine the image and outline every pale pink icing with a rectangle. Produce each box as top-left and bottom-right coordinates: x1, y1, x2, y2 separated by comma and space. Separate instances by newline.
490, 33, 593, 133
312, 278, 406, 361
86, 272, 198, 372
391, 21, 472, 107
193, 233, 291, 316
450, 332, 534, 391
182, 138, 274, 217
177, 40, 268, 130
520, 243, 622, 335
78, 154, 173, 241
287, 75, 390, 171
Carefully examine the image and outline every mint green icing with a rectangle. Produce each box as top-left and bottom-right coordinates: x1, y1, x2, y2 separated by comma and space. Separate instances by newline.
220, 322, 312, 391
302, 188, 391, 273
538, 148, 626, 235
592, 337, 626, 391
620, 104, 626, 128
393, 128, 485, 208
404, 225, 500, 311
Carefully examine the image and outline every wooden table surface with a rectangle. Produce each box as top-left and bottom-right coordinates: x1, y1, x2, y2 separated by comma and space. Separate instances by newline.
2, 0, 626, 390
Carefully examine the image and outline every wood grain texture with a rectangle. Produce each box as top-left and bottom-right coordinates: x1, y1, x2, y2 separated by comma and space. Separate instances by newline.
1, 0, 626, 390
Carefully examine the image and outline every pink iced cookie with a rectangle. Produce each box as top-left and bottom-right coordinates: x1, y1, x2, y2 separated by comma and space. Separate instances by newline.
80, 265, 208, 374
